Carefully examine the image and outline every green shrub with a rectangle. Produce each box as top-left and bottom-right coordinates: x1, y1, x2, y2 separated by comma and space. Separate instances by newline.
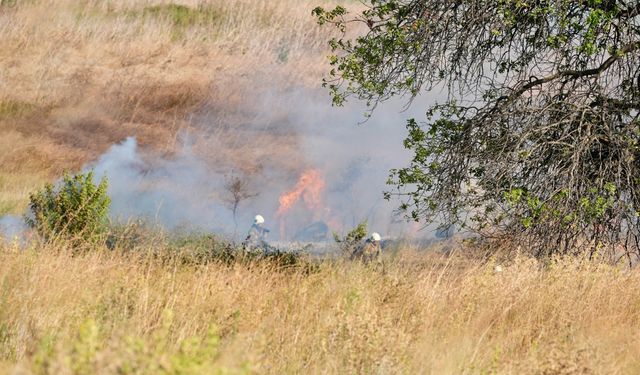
104, 225, 315, 272
333, 220, 368, 257
166, 232, 238, 265
106, 220, 158, 252
26, 171, 110, 243
167, 232, 312, 270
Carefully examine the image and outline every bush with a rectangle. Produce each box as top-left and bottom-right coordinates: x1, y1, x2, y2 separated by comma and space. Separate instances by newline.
333, 220, 368, 257
167, 232, 313, 271
103, 224, 315, 272
26, 171, 110, 242
165, 232, 237, 265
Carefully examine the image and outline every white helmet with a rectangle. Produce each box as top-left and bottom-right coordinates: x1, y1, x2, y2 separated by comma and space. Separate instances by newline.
254, 215, 265, 225
371, 232, 381, 242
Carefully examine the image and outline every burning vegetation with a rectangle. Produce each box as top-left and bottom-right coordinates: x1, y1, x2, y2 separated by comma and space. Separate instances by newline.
277, 169, 326, 217
276, 168, 330, 240
3, 0, 639, 373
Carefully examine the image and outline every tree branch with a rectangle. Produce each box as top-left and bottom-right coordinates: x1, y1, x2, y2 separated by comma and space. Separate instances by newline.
621, 2, 640, 18
499, 41, 640, 103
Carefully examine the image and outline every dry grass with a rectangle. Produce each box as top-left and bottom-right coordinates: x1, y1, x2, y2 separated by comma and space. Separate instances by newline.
0, 172, 48, 216
0, 240, 639, 374
2, 2, 639, 374
0, 0, 336, 106
0, 0, 349, 213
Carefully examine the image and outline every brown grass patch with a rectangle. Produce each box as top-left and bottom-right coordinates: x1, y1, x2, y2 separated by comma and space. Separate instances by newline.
0, 243, 638, 373
0, 0, 344, 211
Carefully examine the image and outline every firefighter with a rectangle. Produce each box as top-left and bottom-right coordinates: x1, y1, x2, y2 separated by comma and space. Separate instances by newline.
351, 232, 382, 263
242, 215, 270, 253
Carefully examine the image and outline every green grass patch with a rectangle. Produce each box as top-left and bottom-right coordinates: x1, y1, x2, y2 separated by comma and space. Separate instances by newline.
0, 0, 17, 8
104, 225, 317, 272
141, 3, 222, 28
0, 100, 36, 119
141, 3, 222, 40
73, 3, 224, 41
0, 201, 15, 217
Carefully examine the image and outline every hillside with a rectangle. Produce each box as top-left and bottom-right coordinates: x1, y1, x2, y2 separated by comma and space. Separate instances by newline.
2, 2, 640, 374
0, 0, 342, 216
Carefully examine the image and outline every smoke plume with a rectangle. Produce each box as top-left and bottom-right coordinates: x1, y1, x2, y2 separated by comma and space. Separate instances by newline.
87, 86, 432, 241
0, 215, 28, 245
0, 86, 435, 243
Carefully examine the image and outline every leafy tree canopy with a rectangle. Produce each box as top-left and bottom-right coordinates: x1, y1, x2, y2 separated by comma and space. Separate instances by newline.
315, 1, 640, 260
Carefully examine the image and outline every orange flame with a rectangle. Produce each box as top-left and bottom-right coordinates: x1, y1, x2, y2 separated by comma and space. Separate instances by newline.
277, 169, 326, 217
276, 169, 327, 239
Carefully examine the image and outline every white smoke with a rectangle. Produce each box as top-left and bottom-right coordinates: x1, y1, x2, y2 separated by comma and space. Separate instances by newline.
290, 91, 419, 234
242, 87, 431, 238
0, 85, 439, 245
90, 137, 237, 235
0, 215, 28, 245
86, 86, 437, 242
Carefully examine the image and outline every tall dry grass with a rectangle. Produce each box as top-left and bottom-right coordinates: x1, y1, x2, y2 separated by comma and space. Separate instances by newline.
0, 0, 351, 214
0, 0, 338, 106
0, 240, 639, 374
2, 3, 639, 373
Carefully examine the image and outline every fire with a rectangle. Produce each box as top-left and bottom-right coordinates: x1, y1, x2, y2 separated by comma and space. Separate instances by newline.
277, 169, 325, 216
276, 169, 327, 238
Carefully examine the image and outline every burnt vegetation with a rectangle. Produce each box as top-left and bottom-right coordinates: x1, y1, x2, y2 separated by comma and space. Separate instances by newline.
315, 0, 640, 262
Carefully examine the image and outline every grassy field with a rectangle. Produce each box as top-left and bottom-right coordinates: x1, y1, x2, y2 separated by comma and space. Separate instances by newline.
0, 240, 639, 374
3, 1, 640, 374
0, 0, 348, 215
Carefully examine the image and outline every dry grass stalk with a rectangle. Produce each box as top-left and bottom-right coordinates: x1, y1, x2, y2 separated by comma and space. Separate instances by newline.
0, 241, 638, 374
0, 0, 350, 214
